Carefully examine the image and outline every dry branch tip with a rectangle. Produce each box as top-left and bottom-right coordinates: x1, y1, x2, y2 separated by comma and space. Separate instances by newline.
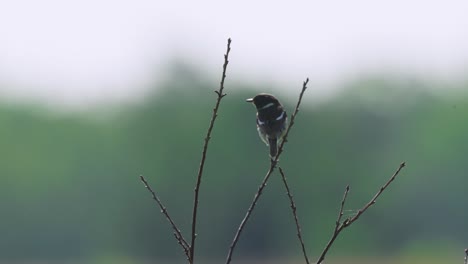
190, 37, 232, 263
316, 162, 406, 264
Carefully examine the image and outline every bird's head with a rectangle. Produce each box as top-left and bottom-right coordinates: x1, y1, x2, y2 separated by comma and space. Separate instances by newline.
246, 93, 281, 110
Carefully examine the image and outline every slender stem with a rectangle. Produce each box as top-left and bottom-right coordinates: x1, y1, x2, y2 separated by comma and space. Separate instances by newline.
316, 185, 349, 264
316, 162, 406, 264
225, 78, 309, 264
190, 38, 231, 263
225, 162, 276, 264
279, 167, 310, 264
140, 175, 191, 261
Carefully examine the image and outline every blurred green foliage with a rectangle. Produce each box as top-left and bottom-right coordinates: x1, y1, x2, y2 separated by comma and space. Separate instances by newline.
0, 68, 467, 263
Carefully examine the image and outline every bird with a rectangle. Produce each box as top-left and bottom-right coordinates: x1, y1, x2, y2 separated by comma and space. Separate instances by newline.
246, 93, 288, 159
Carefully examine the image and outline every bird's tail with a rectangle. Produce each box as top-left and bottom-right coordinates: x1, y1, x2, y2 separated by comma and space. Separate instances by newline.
268, 138, 278, 158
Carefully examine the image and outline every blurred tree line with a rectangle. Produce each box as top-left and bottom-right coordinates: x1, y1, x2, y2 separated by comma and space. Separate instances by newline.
0, 67, 467, 263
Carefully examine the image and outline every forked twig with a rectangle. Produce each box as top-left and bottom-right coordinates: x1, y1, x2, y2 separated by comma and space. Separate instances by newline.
190, 38, 232, 263
140, 175, 191, 261
225, 78, 309, 264
336, 185, 350, 229
316, 162, 406, 264
279, 166, 310, 264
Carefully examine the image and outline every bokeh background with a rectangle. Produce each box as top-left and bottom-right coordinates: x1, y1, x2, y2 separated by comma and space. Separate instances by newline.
1, 1, 467, 263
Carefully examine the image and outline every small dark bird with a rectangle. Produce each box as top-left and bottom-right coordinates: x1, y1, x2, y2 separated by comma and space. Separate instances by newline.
246, 93, 288, 159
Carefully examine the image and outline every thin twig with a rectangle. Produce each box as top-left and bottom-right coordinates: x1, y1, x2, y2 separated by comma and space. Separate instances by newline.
279, 166, 310, 264
190, 38, 232, 263
140, 175, 191, 261
275, 78, 309, 160
316, 185, 349, 264
336, 185, 350, 229
316, 162, 406, 264
225, 78, 309, 264
464, 248, 467, 264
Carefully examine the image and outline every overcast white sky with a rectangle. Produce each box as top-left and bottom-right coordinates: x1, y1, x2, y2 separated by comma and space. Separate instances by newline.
0, 0, 467, 108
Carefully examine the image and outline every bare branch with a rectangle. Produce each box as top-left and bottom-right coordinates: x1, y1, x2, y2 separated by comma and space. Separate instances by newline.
316, 162, 406, 264
225, 78, 309, 264
346, 162, 406, 225
190, 38, 232, 263
139, 175, 191, 261
279, 166, 310, 264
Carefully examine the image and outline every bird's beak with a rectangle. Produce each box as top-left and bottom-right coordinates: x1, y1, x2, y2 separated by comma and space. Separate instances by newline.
246, 98, 253, 102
